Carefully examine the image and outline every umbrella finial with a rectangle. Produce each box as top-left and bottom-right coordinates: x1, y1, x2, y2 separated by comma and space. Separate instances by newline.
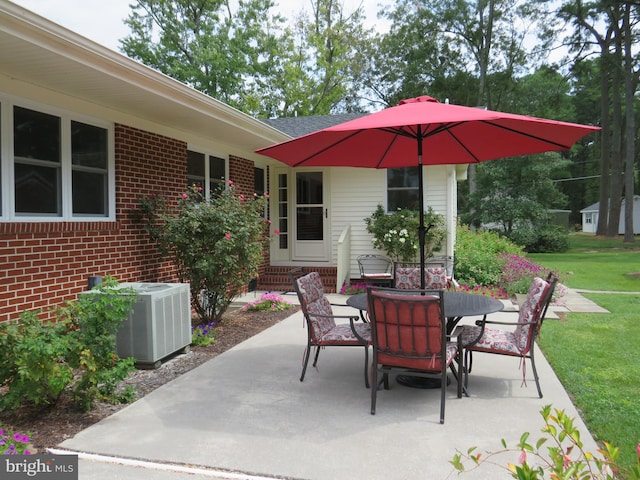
399, 96, 439, 105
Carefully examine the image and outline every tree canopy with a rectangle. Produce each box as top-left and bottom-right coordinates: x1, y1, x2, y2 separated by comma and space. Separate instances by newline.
119, 0, 638, 240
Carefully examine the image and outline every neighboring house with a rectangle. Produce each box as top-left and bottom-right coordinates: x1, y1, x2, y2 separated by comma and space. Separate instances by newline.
580, 196, 640, 234
0, 1, 465, 323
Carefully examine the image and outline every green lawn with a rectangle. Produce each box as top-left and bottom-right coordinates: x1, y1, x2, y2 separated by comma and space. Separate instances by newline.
530, 234, 640, 470
530, 234, 640, 292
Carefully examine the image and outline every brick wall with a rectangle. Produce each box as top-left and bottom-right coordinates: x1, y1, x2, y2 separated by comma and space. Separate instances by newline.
1, 125, 271, 323
0, 125, 185, 323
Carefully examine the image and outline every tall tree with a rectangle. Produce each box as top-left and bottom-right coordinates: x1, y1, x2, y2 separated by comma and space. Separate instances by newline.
464, 152, 571, 236
622, 2, 638, 243
120, 0, 371, 117
120, 0, 286, 112
551, 0, 639, 238
267, 0, 373, 116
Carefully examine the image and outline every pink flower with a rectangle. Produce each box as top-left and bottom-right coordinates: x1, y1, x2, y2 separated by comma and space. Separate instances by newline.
274, 229, 281, 235
253, 193, 258, 197
228, 180, 234, 186
264, 192, 270, 198
225, 233, 231, 239
518, 450, 527, 464
181, 193, 188, 199
636, 443, 640, 460
239, 194, 245, 202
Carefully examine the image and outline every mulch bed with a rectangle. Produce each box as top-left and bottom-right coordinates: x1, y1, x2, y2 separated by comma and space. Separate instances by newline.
0, 306, 299, 453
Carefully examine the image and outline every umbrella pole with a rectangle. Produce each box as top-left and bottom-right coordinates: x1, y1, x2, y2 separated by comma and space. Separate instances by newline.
417, 129, 426, 290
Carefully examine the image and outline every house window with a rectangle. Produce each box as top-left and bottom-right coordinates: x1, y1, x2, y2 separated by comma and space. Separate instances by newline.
14, 107, 62, 215
254, 167, 265, 196
187, 150, 226, 198
387, 167, 420, 211
277, 173, 288, 249
585, 213, 593, 224
71, 121, 108, 215
1, 99, 113, 220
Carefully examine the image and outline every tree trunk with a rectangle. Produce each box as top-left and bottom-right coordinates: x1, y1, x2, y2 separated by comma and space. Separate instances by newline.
596, 52, 611, 236
606, 11, 624, 237
623, 3, 635, 243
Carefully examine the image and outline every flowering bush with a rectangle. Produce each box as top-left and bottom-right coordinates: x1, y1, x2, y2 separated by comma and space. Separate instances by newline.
455, 224, 525, 288
451, 405, 640, 479
192, 321, 217, 347
0, 428, 31, 455
242, 292, 293, 312
364, 204, 445, 262
499, 254, 549, 297
340, 282, 368, 295
133, 183, 270, 323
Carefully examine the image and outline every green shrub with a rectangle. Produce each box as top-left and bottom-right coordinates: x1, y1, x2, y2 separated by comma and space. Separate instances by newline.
57, 278, 137, 411
0, 311, 73, 410
454, 224, 524, 288
510, 224, 569, 253
364, 204, 446, 262
0, 277, 137, 412
451, 405, 640, 479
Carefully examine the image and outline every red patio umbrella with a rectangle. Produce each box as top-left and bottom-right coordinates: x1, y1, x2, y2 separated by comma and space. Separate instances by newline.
256, 96, 599, 287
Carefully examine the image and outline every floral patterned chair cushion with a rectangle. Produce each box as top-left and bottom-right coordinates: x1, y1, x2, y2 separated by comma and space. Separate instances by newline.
394, 266, 449, 290
461, 277, 549, 356
296, 271, 370, 345
394, 267, 420, 289
424, 267, 448, 290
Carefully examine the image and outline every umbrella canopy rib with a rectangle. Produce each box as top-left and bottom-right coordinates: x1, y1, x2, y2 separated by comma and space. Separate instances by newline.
481, 120, 575, 150
289, 129, 362, 167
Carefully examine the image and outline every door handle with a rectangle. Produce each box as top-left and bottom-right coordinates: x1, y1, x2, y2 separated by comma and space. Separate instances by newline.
325, 208, 328, 218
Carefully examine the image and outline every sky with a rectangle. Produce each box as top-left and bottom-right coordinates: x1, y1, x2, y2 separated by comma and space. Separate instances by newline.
11, 0, 389, 52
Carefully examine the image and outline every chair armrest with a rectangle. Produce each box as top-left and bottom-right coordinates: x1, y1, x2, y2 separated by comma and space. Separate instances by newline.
474, 318, 536, 327
448, 325, 464, 340
307, 313, 360, 322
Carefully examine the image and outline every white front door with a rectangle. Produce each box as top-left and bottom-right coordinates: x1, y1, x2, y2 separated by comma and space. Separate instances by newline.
293, 171, 329, 261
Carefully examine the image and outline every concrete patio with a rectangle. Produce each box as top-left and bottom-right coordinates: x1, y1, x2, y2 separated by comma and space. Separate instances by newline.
54, 289, 607, 479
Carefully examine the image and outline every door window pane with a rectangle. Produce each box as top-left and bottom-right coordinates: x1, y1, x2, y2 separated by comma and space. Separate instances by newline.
296, 172, 323, 205
296, 207, 323, 240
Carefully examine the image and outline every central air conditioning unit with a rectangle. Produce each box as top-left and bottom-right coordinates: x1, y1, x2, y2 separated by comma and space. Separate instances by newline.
86, 282, 192, 368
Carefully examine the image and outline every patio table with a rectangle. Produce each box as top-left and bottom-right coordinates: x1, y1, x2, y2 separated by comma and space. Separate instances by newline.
346, 291, 504, 389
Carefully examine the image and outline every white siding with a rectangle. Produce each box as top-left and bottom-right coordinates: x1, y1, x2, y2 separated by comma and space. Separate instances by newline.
329, 165, 458, 280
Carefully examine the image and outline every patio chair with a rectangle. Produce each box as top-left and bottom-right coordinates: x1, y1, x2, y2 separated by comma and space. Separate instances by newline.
367, 287, 462, 422
289, 269, 372, 388
357, 254, 393, 286
460, 274, 558, 398
393, 262, 450, 290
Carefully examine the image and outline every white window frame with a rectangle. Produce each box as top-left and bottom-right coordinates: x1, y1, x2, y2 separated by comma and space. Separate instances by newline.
0, 94, 115, 221
186, 146, 228, 199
